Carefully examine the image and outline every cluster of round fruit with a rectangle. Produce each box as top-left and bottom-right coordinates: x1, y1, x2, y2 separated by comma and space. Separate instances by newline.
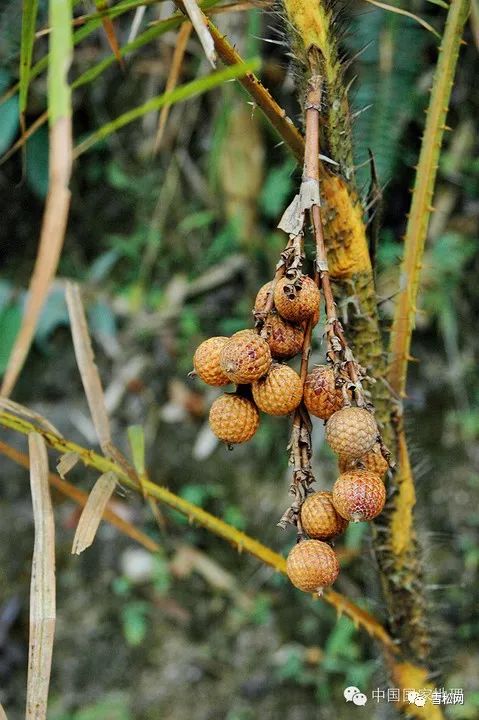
286, 404, 388, 596
192, 271, 388, 597
193, 274, 321, 444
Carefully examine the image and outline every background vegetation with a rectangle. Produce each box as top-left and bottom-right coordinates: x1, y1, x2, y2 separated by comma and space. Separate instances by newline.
0, 0, 478, 718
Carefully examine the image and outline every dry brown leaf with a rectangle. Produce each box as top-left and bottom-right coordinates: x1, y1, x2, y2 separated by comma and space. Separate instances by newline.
71, 471, 117, 555
56, 451, 80, 478
0, 703, 8, 720
153, 21, 192, 153
1, 119, 72, 398
181, 0, 216, 67
27, 432, 56, 720
65, 282, 112, 455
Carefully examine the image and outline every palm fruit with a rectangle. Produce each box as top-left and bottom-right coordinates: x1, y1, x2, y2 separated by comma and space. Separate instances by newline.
220, 330, 272, 384
300, 491, 348, 540
332, 470, 386, 522
209, 393, 259, 444
254, 281, 274, 312
338, 443, 388, 478
252, 363, 302, 416
325, 407, 378, 459
273, 275, 320, 322
303, 365, 344, 420
286, 539, 339, 594
263, 313, 304, 359
193, 336, 230, 386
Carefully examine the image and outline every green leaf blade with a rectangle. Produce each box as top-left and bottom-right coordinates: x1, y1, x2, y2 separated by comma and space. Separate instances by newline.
19, 0, 40, 115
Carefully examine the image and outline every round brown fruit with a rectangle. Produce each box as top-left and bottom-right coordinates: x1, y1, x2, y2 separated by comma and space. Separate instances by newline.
300, 491, 348, 540
193, 337, 230, 386
252, 363, 302, 416
325, 407, 378, 459
273, 275, 320, 323
263, 313, 304, 359
332, 470, 386, 522
286, 539, 339, 594
254, 281, 274, 312
209, 393, 259, 444
220, 330, 271, 384
338, 443, 388, 478
303, 365, 344, 420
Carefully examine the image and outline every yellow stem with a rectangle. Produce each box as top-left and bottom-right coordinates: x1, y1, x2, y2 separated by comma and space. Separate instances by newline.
388, 0, 470, 398
0, 408, 396, 652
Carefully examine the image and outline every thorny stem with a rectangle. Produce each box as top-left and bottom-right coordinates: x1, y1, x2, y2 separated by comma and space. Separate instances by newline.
304, 70, 368, 408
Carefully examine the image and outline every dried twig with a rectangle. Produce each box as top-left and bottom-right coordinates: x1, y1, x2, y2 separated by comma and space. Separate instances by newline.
153, 21, 193, 153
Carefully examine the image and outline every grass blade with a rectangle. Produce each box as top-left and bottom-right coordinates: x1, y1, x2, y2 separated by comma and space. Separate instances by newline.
0, 0, 72, 398
65, 282, 112, 454
20, 0, 40, 117
74, 58, 260, 157
26, 432, 56, 720
71, 471, 118, 554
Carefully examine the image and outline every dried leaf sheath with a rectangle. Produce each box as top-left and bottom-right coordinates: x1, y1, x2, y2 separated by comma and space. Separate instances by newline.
27, 433, 56, 720
71, 471, 118, 555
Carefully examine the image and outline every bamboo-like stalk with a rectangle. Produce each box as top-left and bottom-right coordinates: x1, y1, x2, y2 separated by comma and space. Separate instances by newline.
388, 0, 470, 397
384, 0, 470, 630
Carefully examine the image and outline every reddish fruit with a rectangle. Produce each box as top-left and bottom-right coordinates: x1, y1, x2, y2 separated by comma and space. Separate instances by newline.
332, 470, 386, 522
300, 491, 348, 540
274, 275, 320, 323
286, 539, 339, 594
193, 337, 230, 386
303, 366, 344, 420
263, 313, 304, 359
252, 363, 302, 416
220, 330, 272, 384
209, 393, 259, 444
338, 443, 389, 478
325, 407, 378, 459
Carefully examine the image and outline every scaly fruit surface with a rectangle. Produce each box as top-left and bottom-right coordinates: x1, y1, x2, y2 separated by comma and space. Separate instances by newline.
303, 365, 344, 420
286, 539, 339, 594
338, 443, 388, 478
274, 275, 320, 322
209, 393, 259, 444
220, 330, 271, 384
325, 407, 378, 459
263, 313, 304, 359
252, 363, 302, 416
193, 336, 230, 386
254, 281, 274, 312
300, 491, 348, 539
332, 470, 386, 522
